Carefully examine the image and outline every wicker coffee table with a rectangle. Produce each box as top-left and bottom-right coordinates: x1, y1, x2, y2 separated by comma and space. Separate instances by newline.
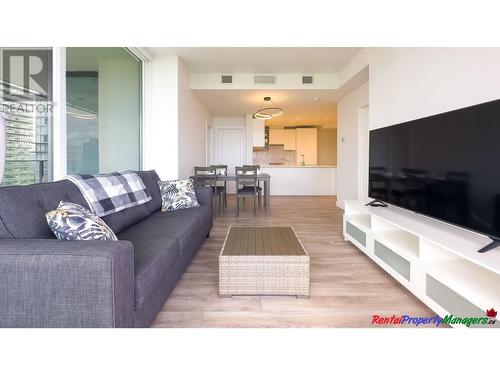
219, 226, 310, 298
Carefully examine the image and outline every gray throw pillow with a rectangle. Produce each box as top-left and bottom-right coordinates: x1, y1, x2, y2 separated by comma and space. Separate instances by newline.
46, 201, 118, 241
158, 179, 200, 212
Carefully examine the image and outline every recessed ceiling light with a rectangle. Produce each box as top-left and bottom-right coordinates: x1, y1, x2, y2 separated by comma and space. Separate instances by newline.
313, 97, 319, 101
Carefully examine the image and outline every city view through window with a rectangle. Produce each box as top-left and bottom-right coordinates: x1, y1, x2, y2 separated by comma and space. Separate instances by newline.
0, 48, 52, 186
0, 47, 141, 186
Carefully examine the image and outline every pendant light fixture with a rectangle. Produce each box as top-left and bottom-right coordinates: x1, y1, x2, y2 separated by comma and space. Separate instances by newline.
253, 96, 284, 120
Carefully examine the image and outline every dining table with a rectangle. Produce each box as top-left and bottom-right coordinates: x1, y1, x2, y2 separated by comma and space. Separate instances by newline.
191, 173, 271, 215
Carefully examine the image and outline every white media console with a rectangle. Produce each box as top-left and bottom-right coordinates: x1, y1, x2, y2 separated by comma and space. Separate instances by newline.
343, 200, 500, 328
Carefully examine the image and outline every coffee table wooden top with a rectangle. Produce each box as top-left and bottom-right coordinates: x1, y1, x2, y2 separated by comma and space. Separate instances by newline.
221, 226, 307, 256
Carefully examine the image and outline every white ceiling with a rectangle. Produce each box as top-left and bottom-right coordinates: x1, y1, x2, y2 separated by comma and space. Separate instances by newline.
195, 89, 338, 127
148, 47, 366, 127
148, 47, 361, 74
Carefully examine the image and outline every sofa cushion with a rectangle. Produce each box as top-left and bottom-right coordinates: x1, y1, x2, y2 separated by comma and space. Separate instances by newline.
146, 206, 211, 255
118, 205, 210, 308
102, 170, 162, 234
46, 201, 118, 241
0, 180, 89, 239
118, 222, 181, 309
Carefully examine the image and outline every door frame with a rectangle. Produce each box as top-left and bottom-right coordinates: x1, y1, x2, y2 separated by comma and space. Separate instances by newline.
358, 105, 369, 201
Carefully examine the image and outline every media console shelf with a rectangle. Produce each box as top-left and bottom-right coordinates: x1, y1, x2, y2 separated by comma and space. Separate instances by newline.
344, 200, 500, 328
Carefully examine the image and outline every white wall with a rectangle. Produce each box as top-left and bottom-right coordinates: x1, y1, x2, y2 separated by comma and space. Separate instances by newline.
370, 48, 500, 130
177, 59, 212, 179
336, 47, 500, 208
336, 82, 369, 208
211, 116, 246, 128
191, 73, 338, 90
143, 55, 179, 180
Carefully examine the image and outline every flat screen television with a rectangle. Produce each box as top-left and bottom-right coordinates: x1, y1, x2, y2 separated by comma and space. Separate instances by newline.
368, 99, 500, 251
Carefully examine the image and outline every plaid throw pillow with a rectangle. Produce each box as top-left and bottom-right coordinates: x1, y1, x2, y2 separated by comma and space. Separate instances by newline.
158, 179, 200, 212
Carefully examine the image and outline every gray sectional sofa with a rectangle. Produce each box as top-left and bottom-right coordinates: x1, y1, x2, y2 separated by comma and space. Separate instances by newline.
0, 170, 213, 327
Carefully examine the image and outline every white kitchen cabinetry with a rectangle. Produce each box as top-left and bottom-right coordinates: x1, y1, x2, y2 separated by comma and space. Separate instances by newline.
268, 128, 297, 150
283, 129, 296, 150
296, 128, 317, 164
268, 128, 285, 145
252, 119, 266, 147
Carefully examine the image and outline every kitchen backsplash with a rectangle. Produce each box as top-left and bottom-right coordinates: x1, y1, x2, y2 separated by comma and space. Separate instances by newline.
253, 145, 297, 165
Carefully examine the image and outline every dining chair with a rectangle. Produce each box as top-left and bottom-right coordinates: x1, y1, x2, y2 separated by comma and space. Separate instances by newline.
243, 164, 263, 207
211, 164, 228, 210
235, 166, 259, 217
193, 166, 222, 215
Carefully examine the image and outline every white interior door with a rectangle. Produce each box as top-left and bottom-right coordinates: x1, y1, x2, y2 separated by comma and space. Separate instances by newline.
215, 128, 245, 193
358, 105, 369, 201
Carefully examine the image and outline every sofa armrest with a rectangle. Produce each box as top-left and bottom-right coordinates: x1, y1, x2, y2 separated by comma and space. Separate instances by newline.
195, 186, 213, 207
0, 239, 134, 328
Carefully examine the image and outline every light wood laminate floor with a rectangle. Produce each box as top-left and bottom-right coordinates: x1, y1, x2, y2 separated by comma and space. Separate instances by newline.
151, 195, 437, 328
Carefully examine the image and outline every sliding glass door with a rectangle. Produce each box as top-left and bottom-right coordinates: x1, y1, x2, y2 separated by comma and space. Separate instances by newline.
66, 48, 141, 175
0, 47, 142, 186
0, 48, 53, 186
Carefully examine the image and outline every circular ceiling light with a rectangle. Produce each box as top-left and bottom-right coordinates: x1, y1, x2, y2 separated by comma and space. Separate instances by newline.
253, 112, 273, 120
253, 97, 284, 120
254, 107, 284, 118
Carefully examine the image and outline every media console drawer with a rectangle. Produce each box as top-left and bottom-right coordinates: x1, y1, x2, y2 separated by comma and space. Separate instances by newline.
346, 221, 366, 247
426, 275, 484, 317
374, 240, 410, 281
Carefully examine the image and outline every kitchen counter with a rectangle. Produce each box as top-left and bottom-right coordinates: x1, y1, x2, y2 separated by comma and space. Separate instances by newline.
260, 165, 336, 196
260, 164, 336, 168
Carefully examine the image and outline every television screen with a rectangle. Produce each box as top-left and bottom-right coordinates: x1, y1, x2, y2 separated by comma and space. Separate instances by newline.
369, 99, 500, 239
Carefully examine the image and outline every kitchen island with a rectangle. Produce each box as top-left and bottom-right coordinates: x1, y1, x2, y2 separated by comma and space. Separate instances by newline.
260, 165, 336, 196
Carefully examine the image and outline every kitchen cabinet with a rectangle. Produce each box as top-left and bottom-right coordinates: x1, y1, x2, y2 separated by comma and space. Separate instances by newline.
283, 129, 296, 150
252, 119, 266, 147
269, 128, 285, 145
296, 128, 317, 164
269, 128, 296, 150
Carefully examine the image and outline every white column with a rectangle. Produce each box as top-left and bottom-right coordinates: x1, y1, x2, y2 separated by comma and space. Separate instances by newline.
51, 47, 67, 180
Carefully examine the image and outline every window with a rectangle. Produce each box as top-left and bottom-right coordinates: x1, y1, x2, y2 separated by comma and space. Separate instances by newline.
66, 48, 141, 175
0, 48, 53, 186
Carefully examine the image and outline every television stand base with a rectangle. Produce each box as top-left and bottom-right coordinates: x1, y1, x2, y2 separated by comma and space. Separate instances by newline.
478, 237, 500, 253
365, 199, 388, 208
